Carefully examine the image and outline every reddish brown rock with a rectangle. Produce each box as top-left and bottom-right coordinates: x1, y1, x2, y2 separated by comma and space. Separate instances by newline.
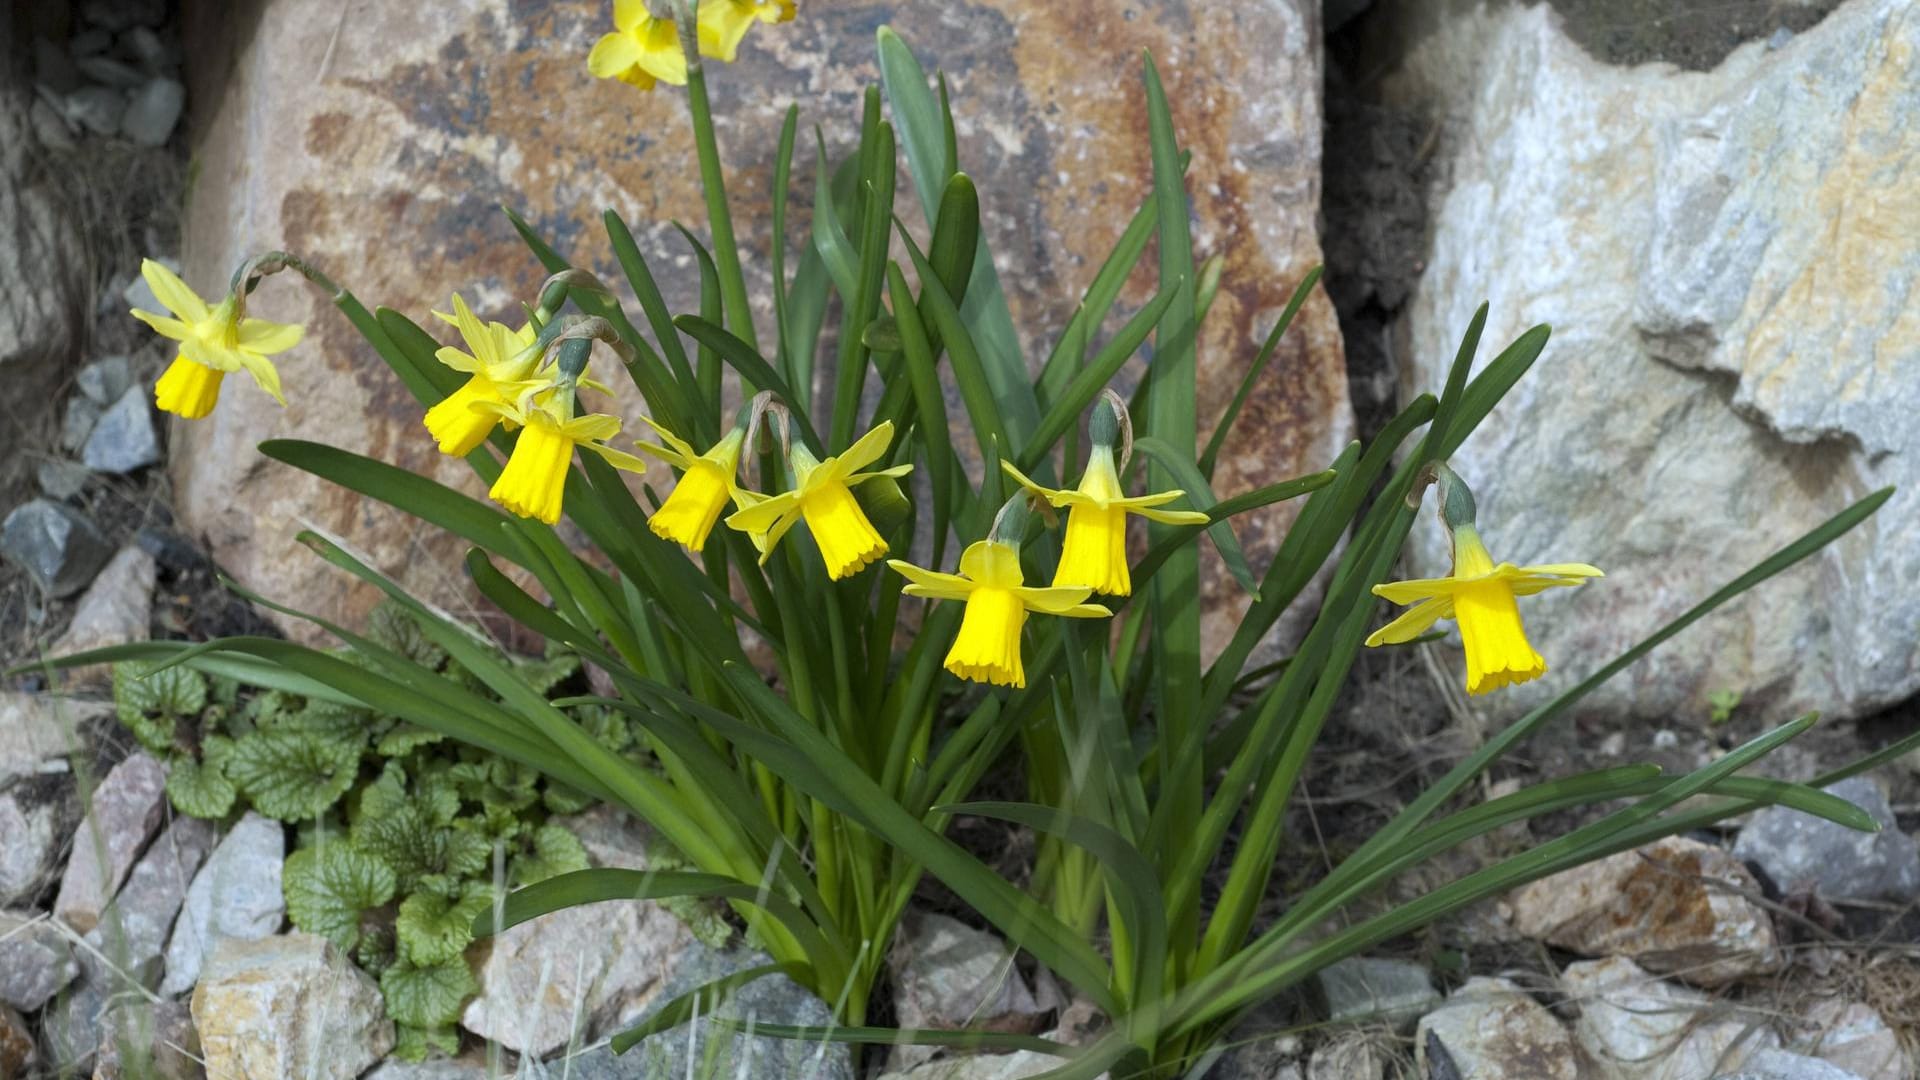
176, 1, 1347, 653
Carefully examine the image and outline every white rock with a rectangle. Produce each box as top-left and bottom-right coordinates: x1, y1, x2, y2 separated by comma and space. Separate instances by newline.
80, 814, 215, 988
50, 544, 157, 688
1734, 776, 1920, 902
874, 1050, 1089, 1080
190, 932, 393, 1080
65, 85, 125, 136
1796, 998, 1911, 1080
1380, 0, 1920, 723
458, 893, 695, 1057
888, 911, 1051, 1068
0, 692, 109, 786
81, 385, 163, 475
1565, 956, 1776, 1080
1415, 976, 1577, 1080
53, 751, 168, 934
160, 811, 287, 995
1715, 1049, 1872, 1080
1509, 836, 1780, 986
0, 781, 80, 906
119, 77, 183, 147
1307, 1035, 1383, 1080
0, 910, 79, 1012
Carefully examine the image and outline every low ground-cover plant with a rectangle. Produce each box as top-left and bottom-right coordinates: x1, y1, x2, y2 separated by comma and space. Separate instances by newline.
107, 604, 726, 1059
48, 6, 1914, 1077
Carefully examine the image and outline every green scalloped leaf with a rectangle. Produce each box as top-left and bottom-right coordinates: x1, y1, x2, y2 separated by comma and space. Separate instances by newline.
375, 723, 445, 757
165, 755, 236, 819
382, 956, 479, 1029
355, 807, 492, 893
512, 823, 588, 888
395, 886, 492, 967
367, 602, 449, 671
225, 729, 362, 821
391, 1022, 460, 1063
514, 651, 580, 695
113, 661, 207, 755
284, 843, 398, 950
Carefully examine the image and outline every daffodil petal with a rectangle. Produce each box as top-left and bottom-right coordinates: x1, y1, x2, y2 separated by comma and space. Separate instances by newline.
1513, 563, 1605, 580
846, 464, 915, 483
835, 421, 896, 477
727, 491, 802, 534
233, 351, 287, 406
578, 442, 651, 473
237, 318, 304, 355
999, 459, 1070, 503
1127, 505, 1210, 526
958, 540, 1024, 588
1373, 575, 1470, 604
130, 308, 192, 342
613, 0, 648, 31
1364, 596, 1454, 647
588, 31, 644, 80
633, 440, 693, 469
435, 345, 484, 374
140, 259, 211, 323
1015, 585, 1102, 615
636, 415, 702, 462
887, 560, 975, 602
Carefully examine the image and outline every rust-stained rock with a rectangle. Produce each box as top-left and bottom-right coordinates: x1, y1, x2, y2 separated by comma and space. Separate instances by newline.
176, 0, 1347, 655
1508, 836, 1780, 987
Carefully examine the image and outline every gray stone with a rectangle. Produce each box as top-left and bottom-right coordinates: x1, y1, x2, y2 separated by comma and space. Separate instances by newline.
1414, 976, 1577, 1080
1307, 1036, 1383, 1080
1, 77, 85, 400
30, 97, 76, 151
362, 1061, 489, 1080
53, 751, 169, 935
0, 1003, 32, 1078
1714, 1050, 1870, 1080
82, 815, 216, 989
887, 911, 1050, 1068
37, 459, 91, 500
62, 394, 102, 451
92, 998, 202, 1080
1796, 998, 1911, 1080
1377, 0, 1920, 724
51, 545, 157, 688
66, 85, 127, 136
33, 37, 80, 94
872, 1051, 1073, 1080
1509, 836, 1780, 987
77, 55, 144, 89
83, 385, 162, 473
1565, 957, 1777, 1080
120, 27, 181, 72
120, 77, 183, 147
1, 499, 111, 597
160, 811, 287, 995
70, 29, 113, 56
39, 976, 110, 1074
0, 910, 80, 1012
191, 933, 393, 1080
460, 882, 694, 1056
605, 942, 853, 1080
1734, 776, 1920, 902
76, 355, 132, 406
0, 779, 82, 907
1309, 956, 1438, 1031
0, 691, 110, 787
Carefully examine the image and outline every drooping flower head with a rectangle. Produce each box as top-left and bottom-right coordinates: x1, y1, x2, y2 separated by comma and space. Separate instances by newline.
588, 0, 793, 90
888, 497, 1112, 688
1365, 465, 1602, 695
423, 294, 548, 456
1001, 393, 1208, 596
130, 259, 304, 420
724, 418, 911, 580
634, 416, 752, 551
480, 340, 648, 525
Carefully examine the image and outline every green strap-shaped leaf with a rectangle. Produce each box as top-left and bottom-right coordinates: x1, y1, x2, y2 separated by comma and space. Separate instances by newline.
1020, 285, 1180, 473
711, 1021, 1067, 1055
1131, 437, 1259, 599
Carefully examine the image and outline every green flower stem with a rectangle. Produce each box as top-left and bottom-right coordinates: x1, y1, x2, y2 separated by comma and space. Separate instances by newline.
685, 61, 759, 353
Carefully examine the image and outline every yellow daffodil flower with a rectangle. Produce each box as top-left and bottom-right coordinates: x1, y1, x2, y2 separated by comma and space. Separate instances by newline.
1365, 466, 1602, 695
129, 259, 304, 419
588, 0, 794, 89
889, 540, 1111, 688
1001, 446, 1209, 597
725, 421, 912, 580
634, 418, 752, 551
480, 394, 649, 525
423, 295, 550, 456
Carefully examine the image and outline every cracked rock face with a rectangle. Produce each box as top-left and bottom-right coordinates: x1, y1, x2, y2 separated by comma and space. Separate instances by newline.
1376, 0, 1919, 722
175, 0, 1348, 663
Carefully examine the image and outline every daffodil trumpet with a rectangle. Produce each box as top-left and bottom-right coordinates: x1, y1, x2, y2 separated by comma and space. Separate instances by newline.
481, 340, 649, 525
423, 294, 552, 457
888, 497, 1112, 688
635, 417, 754, 552
1001, 394, 1208, 596
1365, 465, 1603, 695
724, 419, 912, 580
131, 259, 305, 420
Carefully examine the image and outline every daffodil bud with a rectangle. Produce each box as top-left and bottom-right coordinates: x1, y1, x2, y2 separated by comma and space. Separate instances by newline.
1089, 393, 1123, 449
988, 492, 1033, 548
555, 337, 594, 384
1433, 463, 1477, 531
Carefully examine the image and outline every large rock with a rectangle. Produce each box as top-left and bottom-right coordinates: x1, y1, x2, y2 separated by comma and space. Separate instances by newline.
1794, 999, 1911, 1080
1714, 1050, 1872, 1080
1370, 0, 1919, 721
0, 910, 79, 1012
1734, 775, 1920, 902
0, 776, 83, 906
91, 998, 204, 1080
160, 810, 287, 995
1509, 836, 1780, 987
1414, 976, 1578, 1080
0, 78, 85, 405
459, 893, 695, 1057
888, 911, 1051, 1068
0, 691, 111, 787
1565, 956, 1776, 1080
53, 751, 169, 934
81, 814, 216, 988
190, 932, 393, 1080
49, 544, 158, 688
176, 0, 1348, 657
0, 499, 111, 599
